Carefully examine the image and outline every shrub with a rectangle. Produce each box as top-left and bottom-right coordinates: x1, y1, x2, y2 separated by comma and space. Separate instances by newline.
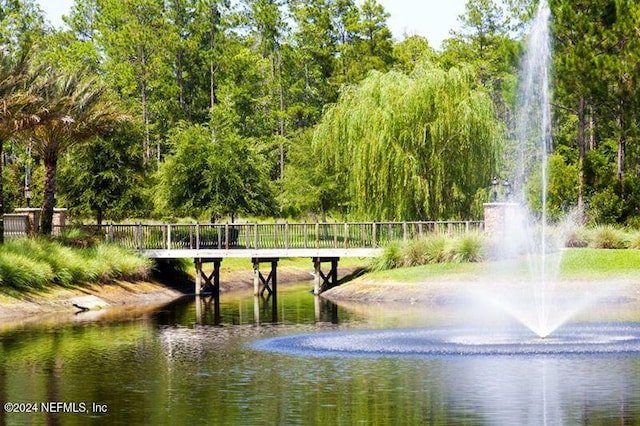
371, 242, 402, 271
373, 233, 487, 270
423, 236, 449, 263
0, 239, 153, 292
57, 226, 104, 248
0, 253, 55, 290
401, 238, 429, 267
588, 188, 624, 224
452, 234, 485, 262
588, 225, 628, 249
565, 226, 590, 248
627, 230, 640, 250
3, 238, 92, 286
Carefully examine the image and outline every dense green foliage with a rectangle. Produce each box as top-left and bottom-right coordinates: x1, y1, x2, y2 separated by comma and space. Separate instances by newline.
154, 122, 275, 219
0, 238, 152, 293
0, 0, 638, 226
313, 64, 501, 220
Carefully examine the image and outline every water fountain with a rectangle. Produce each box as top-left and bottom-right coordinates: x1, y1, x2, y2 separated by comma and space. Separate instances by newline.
479, 0, 588, 339
481, 0, 559, 338
253, 0, 640, 358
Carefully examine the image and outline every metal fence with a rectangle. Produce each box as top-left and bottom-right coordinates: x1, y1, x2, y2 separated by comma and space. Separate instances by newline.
54, 221, 484, 251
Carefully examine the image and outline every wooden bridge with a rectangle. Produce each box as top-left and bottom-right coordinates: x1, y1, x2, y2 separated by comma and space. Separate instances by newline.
88, 220, 483, 297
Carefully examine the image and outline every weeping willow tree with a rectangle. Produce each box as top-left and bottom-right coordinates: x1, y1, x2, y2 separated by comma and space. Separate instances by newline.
312, 63, 502, 220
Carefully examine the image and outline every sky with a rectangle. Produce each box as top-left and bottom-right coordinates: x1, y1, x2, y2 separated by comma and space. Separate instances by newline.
37, 0, 467, 50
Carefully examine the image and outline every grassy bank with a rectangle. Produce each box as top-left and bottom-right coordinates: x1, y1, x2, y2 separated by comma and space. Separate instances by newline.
364, 248, 640, 284
0, 238, 153, 296
370, 225, 640, 272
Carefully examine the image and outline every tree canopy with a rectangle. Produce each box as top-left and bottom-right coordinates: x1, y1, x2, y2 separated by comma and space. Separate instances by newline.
0, 0, 638, 228
313, 64, 501, 220
154, 121, 275, 219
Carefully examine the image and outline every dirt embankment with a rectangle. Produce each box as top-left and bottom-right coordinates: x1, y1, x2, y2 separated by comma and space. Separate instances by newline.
0, 263, 318, 325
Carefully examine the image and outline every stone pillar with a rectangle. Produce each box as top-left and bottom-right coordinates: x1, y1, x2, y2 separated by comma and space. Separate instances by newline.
14, 208, 40, 235
483, 202, 523, 238
53, 208, 67, 235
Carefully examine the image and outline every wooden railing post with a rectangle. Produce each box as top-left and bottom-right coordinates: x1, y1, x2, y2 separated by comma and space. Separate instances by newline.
196, 223, 200, 249
254, 223, 259, 249
372, 222, 377, 247
137, 223, 143, 250
303, 222, 308, 249
167, 224, 171, 250
344, 222, 349, 249
285, 222, 289, 250
224, 223, 229, 249
273, 222, 279, 249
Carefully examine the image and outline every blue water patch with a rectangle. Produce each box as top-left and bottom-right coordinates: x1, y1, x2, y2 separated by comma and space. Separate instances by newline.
251, 323, 640, 358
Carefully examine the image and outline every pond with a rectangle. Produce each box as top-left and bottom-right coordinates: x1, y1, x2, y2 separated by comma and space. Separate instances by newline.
1, 282, 640, 425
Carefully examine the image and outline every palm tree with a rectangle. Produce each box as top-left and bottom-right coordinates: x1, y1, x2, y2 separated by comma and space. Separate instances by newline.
29, 70, 128, 235
0, 49, 42, 242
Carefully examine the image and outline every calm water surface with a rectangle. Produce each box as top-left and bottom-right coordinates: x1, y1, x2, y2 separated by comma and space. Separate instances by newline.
1, 283, 640, 425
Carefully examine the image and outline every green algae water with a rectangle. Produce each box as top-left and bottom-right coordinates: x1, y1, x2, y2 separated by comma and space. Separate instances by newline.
2, 283, 640, 425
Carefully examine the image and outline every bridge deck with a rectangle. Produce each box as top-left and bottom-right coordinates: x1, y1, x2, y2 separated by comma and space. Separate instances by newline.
141, 248, 383, 259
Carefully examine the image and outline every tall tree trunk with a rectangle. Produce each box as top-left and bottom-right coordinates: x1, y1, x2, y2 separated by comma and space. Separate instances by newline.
40, 155, 58, 236
588, 104, 595, 150
577, 96, 586, 220
278, 51, 285, 180
617, 100, 626, 181
176, 49, 185, 112
209, 3, 219, 109
142, 78, 150, 165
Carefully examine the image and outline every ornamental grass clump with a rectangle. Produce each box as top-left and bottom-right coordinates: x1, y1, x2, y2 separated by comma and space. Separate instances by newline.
565, 226, 590, 248
92, 243, 152, 281
0, 253, 54, 290
451, 234, 485, 263
371, 242, 402, 271
422, 236, 449, 263
627, 231, 640, 250
0, 238, 153, 292
3, 238, 91, 286
401, 238, 429, 267
588, 226, 628, 249
374, 233, 487, 270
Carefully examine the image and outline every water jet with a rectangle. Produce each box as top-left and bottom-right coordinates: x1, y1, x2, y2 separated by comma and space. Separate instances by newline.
254, 0, 630, 358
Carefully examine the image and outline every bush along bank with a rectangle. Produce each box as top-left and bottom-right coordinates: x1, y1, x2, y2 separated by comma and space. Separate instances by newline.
0, 238, 153, 295
371, 226, 640, 272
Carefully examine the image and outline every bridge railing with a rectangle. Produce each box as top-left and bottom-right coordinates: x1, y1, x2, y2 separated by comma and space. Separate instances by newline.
59, 221, 483, 251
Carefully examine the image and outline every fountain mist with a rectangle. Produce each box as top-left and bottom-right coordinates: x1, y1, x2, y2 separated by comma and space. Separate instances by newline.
487, 0, 573, 338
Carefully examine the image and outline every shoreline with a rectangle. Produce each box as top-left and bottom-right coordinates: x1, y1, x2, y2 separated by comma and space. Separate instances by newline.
0, 263, 322, 326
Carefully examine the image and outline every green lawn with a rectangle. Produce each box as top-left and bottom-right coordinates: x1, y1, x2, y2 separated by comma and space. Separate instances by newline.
365, 248, 640, 283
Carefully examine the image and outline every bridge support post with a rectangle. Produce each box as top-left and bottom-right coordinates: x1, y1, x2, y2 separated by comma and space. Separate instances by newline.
194, 258, 222, 298
252, 258, 279, 297
195, 295, 221, 325
313, 257, 339, 295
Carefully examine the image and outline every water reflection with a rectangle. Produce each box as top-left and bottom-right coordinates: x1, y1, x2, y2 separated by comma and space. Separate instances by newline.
163, 285, 344, 328
0, 284, 640, 424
